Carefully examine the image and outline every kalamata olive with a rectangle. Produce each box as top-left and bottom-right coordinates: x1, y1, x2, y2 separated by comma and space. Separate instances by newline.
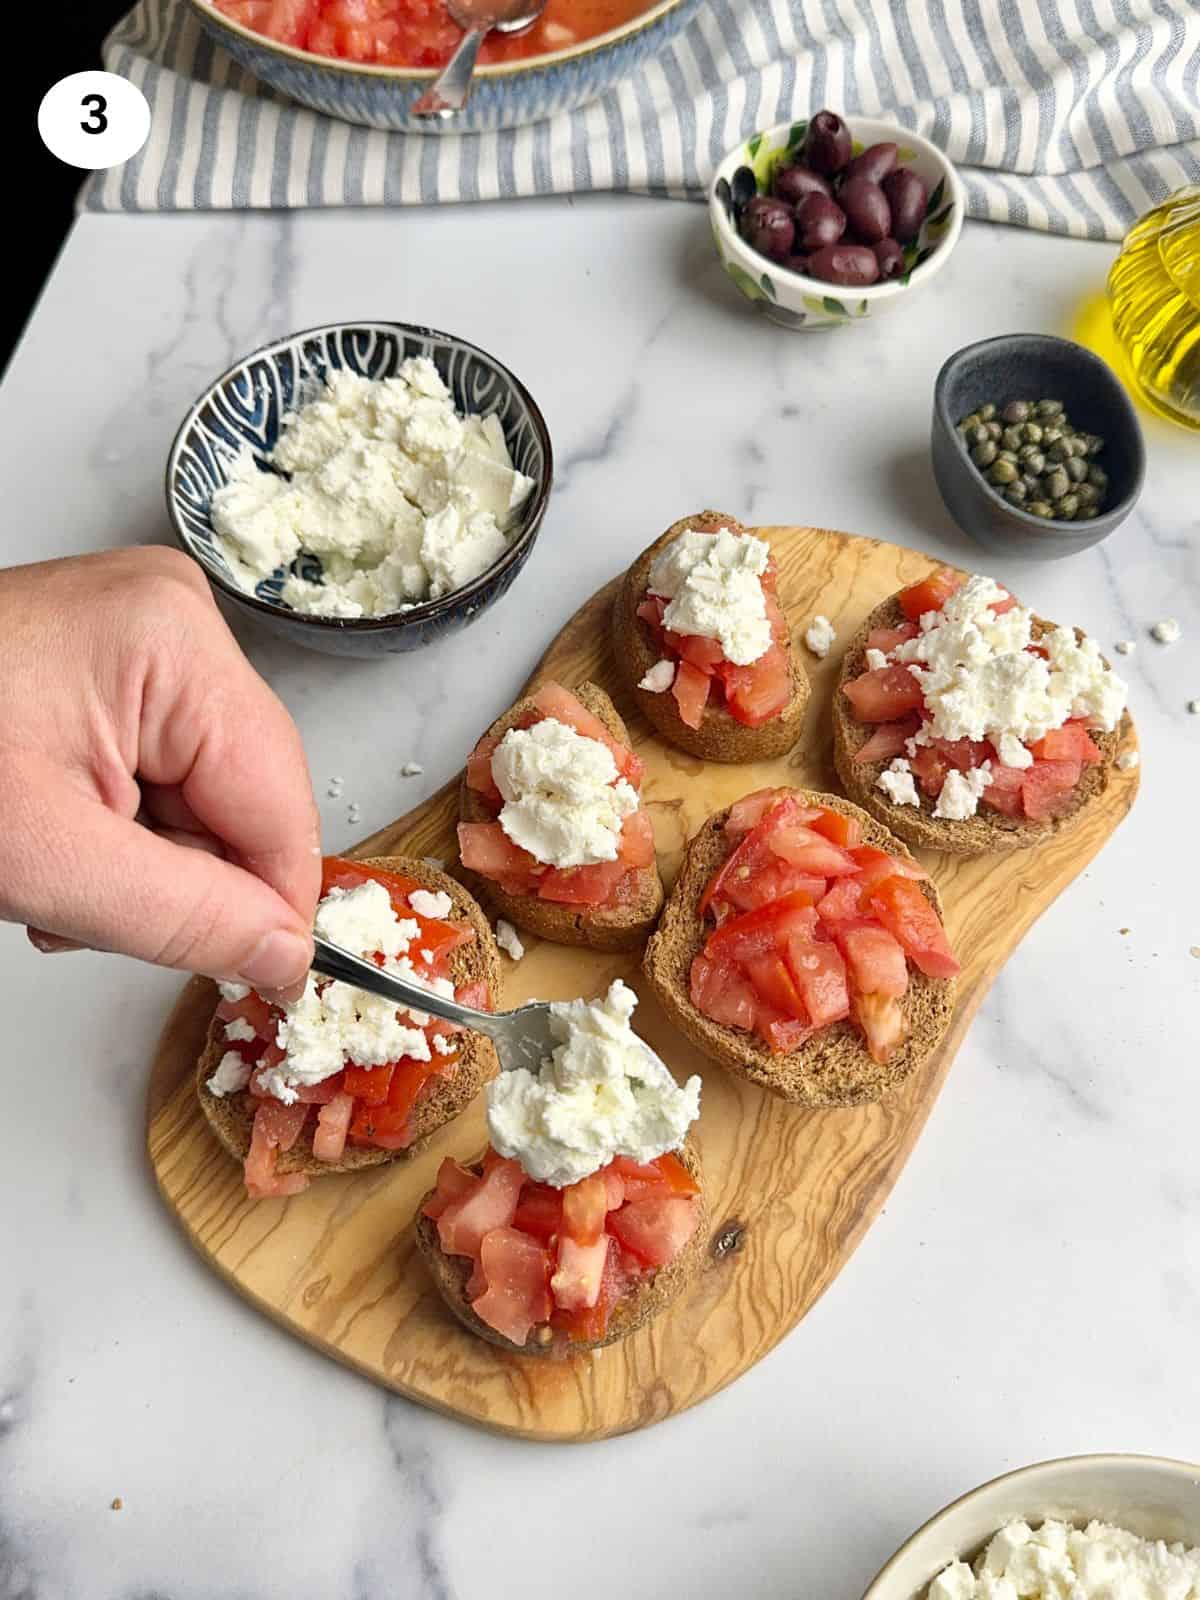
772, 163, 832, 206
730, 165, 758, 214
839, 176, 891, 243
873, 237, 905, 279
805, 242, 881, 286
787, 255, 811, 276
739, 195, 795, 261
843, 142, 899, 185
802, 110, 853, 176
795, 192, 846, 250
882, 167, 928, 242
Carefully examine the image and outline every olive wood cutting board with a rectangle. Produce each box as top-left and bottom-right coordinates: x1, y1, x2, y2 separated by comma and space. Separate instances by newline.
145, 526, 1139, 1442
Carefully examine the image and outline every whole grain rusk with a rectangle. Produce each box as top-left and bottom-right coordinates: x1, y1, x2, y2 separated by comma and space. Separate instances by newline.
458, 680, 663, 952
415, 1141, 708, 1357
196, 856, 501, 1177
612, 510, 810, 762
832, 594, 1124, 858
643, 792, 956, 1108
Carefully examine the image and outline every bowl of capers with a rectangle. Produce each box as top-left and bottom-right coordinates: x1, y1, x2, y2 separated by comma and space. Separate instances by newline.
931, 334, 1145, 560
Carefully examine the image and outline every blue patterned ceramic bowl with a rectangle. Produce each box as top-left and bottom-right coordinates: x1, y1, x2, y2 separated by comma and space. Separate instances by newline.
187, 0, 702, 132
166, 321, 553, 658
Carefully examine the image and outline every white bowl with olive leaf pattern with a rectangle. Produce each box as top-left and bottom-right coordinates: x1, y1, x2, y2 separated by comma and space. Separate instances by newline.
709, 116, 964, 331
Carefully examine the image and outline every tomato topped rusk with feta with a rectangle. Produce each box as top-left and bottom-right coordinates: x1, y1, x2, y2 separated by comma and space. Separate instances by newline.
206, 856, 493, 1199
635, 525, 792, 730
419, 980, 705, 1350
458, 682, 654, 909
844, 570, 1127, 824
688, 790, 959, 1064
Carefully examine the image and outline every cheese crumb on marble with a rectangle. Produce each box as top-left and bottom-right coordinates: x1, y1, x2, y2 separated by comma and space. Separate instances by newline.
804, 614, 837, 659
647, 527, 772, 666
1151, 618, 1182, 643
638, 659, 676, 693
877, 758, 921, 807
1187, 699, 1199, 715
401, 762, 424, 777
1114, 639, 1136, 655
494, 919, 525, 961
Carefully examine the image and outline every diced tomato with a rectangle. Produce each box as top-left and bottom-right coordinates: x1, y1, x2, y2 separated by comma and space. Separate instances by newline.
852, 991, 909, 1065
855, 717, 922, 765
341, 1062, 394, 1105
768, 823, 859, 878
637, 595, 667, 634
437, 1157, 524, 1258
617, 808, 656, 870
868, 878, 961, 978
704, 890, 819, 964
531, 684, 642, 785
551, 1237, 630, 1344
1029, 722, 1102, 764
471, 1227, 553, 1347
312, 1092, 354, 1163
454, 979, 490, 1012
321, 855, 425, 909
254, 1098, 310, 1151
757, 1010, 815, 1052
807, 808, 862, 849
664, 629, 725, 673
689, 955, 759, 1032
537, 859, 627, 905
561, 1172, 608, 1246
457, 821, 542, 893
843, 664, 926, 722
744, 954, 808, 1019
816, 875, 867, 925
909, 744, 951, 796
933, 737, 994, 772
244, 1107, 310, 1199
721, 860, 827, 914
287, 1073, 345, 1105
349, 1056, 439, 1148
784, 941, 851, 1027
838, 924, 909, 999
512, 1182, 563, 1243
465, 733, 503, 806
607, 1196, 700, 1269
603, 1168, 626, 1210
1021, 758, 1083, 820
723, 643, 791, 728
981, 762, 1025, 816
700, 794, 799, 918
849, 845, 928, 890
724, 788, 804, 838
552, 1232, 610, 1311
672, 659, 711, 729
898, 568, 963, 622
866, 621, 920, 653
216, 990, 276, 1037
422, 1158, 479, 1221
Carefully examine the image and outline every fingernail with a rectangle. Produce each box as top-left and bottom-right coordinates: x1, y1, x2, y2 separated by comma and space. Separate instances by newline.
27, 927, 85, 955
240, 930, 311, 995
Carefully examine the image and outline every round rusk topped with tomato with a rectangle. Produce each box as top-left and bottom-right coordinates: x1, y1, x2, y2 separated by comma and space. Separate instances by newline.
417, 1144, 706, 1354
833, 569, 1130, 857
196, 855, 500, 1199
614, 511, 809, 763
644, 789, 958, 1108
457, 680, 664, 951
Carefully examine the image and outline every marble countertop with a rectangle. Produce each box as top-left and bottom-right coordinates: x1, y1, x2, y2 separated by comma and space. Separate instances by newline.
1, 199, 1197, 1600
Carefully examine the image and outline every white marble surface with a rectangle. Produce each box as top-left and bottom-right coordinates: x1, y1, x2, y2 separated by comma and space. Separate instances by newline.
1, 200, 1198, 1600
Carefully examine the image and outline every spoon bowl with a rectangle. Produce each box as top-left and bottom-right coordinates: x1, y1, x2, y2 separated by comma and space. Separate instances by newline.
412, 0, 548, 116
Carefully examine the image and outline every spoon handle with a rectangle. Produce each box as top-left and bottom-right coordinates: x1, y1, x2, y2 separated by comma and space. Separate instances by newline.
310, 935, 497, 1035
412, 26, 487, 116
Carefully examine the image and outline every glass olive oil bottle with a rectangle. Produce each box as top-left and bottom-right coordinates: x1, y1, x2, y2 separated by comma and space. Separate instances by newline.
1107, 186, 1200, 430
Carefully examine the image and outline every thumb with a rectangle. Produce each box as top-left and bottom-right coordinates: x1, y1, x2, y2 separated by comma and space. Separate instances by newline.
12, 782, 313, 991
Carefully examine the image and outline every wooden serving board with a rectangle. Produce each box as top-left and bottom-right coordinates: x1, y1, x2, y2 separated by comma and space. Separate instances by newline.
146, 526, 1139, 1442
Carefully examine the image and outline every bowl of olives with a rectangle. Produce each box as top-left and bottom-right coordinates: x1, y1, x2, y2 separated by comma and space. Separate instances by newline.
710, 111, 964, 330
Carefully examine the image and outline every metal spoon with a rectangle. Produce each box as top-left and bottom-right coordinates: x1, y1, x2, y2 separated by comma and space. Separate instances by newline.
312, 934, 557, 1074
411, 0, 547, 118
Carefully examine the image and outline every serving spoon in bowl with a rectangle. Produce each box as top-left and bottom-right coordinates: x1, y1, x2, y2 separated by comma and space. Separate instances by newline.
411, 0, 548, 118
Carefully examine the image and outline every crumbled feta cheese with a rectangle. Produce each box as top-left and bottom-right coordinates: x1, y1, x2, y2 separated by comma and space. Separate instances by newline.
927, 1516, 1200, 1599
495, 919, 525, 961
224, 1017, 256, 1043
1188, 699, 1200, 715
432, 1033, 455, 1055
865, 646, 889, 671
315, 881, 419, 962
1151, 618, 1182, 643
933, 763, 993, 821
1114, 639, 1135, 655
209, 362, 535, 619
491, 717, 638, 869
804, 615, 836, 659
1116, 749, 1140, 771
401, 761, 424, 777
206, 1050, 252, 1098
217, 980, 250, 1003
647, 527, 772, 666
995, 732, 1033, 769
420, 949, 434, 964
408, 888, 453, 921
638, 659, 676, 693
486, 980, 701, 1187
877, 758, 920, 807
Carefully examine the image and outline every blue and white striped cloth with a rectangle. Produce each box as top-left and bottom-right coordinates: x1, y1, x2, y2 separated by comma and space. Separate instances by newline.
83, 0, 1200, 239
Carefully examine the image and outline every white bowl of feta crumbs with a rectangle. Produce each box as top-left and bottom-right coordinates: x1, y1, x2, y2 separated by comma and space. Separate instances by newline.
862, 1455, 1200, 1600
166, 322, 553, 657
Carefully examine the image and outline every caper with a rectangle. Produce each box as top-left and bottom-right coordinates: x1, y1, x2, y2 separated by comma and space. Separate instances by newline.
1021, 472, 1041, 495
1027, 500, 1053, 518
1035, 399, 1064, 418
978, 403, 997, 421
959, 412, 981, 430
1065, 455, 1088, 482
989, 459, 1019, 485
1042, 426, 1063, 446
967, 423, 990, 446
1074, 482, 1099, 506
1021, 421, 1044, 444
1001, 425, 1023, 451
1085, 433, 1105, 456
1058, 492, 1080, 519
971, 440, 998, 467
987, 420, 1003, 439
1018, 446, 1046, 472
1087, 465, 1108, 492
1002, 400, 1031, 424
1045, 468, 1069, 500
998, 448, 1019, 463
1047, 437, 1072, 462
1078, 504, 1099, 519
1005, 481, 1028, 504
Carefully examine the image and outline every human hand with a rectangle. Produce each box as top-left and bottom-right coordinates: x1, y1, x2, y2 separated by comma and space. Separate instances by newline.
0, 547, 321, 994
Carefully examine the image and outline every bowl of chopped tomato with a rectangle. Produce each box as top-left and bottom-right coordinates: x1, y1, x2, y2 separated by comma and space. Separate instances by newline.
191, 0, 704, 131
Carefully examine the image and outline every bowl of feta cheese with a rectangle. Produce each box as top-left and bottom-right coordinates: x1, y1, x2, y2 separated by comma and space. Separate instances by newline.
862, 1454, 1200, 1600
166, 321, 553, 656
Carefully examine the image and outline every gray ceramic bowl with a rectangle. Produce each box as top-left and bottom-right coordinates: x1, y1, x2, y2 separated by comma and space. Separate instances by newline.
166, 321, 552, 658
932, 334, 1145, 561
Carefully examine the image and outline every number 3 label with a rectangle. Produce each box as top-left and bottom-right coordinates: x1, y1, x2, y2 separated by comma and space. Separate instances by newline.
38, 72, 150, 171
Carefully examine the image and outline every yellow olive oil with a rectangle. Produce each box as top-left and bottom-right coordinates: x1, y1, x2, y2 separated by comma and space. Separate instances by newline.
1107, 186, 1200, 430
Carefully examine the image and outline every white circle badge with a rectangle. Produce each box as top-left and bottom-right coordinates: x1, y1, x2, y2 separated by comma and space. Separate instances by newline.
37, 71, 152, 171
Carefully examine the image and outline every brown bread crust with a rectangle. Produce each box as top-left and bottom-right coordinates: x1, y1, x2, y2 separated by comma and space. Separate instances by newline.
832, 595, 1122, 859
612, 510, 810, 763
643, 792, 956, 1107
196, 856, 501, 1177
415, 1142, 708, 1357
457, 680, 663, 952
